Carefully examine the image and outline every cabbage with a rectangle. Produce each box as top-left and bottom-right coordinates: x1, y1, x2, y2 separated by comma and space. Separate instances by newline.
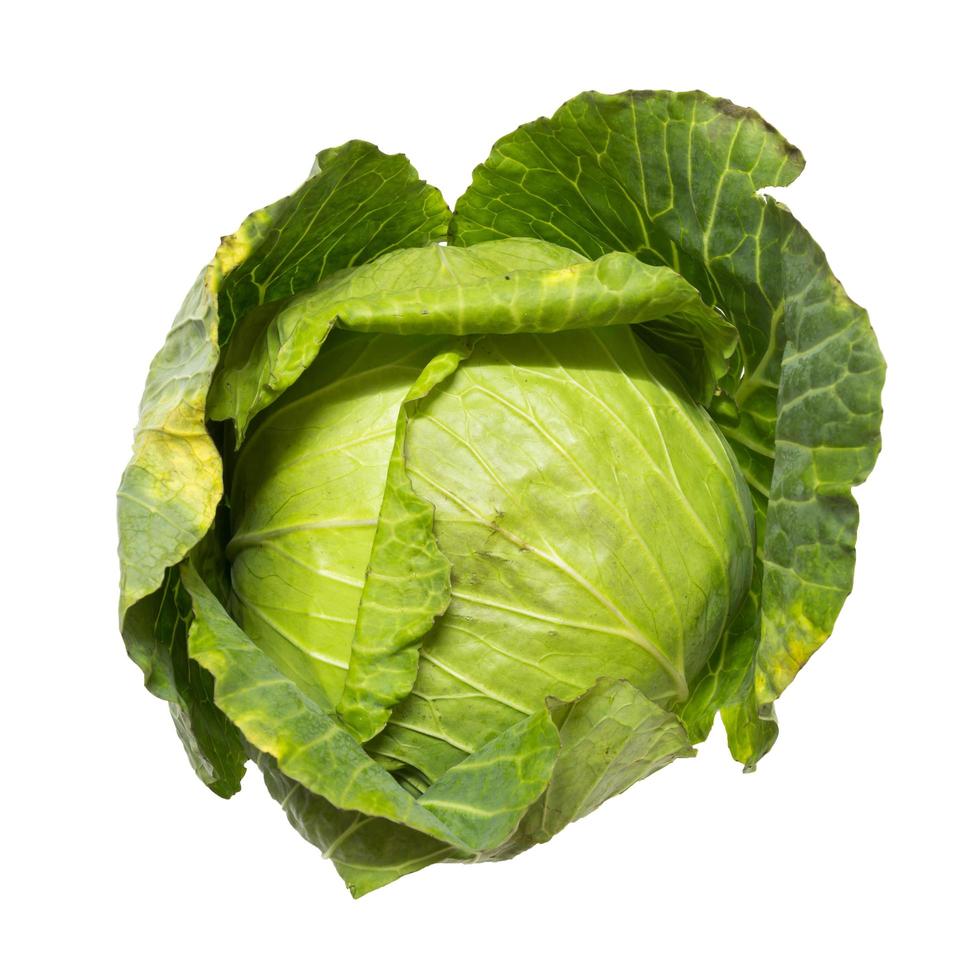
118, 90, 884, 896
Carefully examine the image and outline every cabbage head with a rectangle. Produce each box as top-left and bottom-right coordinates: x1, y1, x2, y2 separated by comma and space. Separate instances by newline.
118, 90, 884, 896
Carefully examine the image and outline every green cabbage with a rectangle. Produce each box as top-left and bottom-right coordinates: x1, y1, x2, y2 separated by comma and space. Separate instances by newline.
118, 90, 884, 896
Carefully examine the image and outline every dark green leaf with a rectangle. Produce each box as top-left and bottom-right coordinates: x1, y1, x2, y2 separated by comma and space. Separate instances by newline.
257, 754, 464, 899
452, 89, 884, 763
209, 142, 451, 434
123, 567, 245, 798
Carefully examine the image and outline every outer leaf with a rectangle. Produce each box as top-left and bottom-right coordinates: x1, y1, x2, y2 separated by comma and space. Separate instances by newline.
188, 554, 561, 889
491, 678, 694, 859
721, 691, 778, 770
452, 89, 884, 764
122, 567, 246, 797
120, 142, 450, 787
122, 573, 187, 703
678, 487, 767, 745
217, 141, 451, 343
257, 755, 464, 898
116, 274, 220, 617
258, 708, 561, 892
212, 238, 737, 439
754, 210, 885, 704
118, 188, 289, 621
336, 346, 469, 742
209, 141, 451, 433
418, 710, 560, 851
117, 202, 284, 784
180, 562, 466, 847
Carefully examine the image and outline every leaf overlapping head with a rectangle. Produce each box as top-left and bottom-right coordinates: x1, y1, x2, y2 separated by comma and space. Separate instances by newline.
118, 90, 884, 896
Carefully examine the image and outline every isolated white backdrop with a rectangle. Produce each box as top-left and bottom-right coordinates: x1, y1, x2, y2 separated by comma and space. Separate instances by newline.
5, 2, 976, 977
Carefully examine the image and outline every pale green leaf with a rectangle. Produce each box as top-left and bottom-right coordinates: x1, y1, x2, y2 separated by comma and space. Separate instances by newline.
337, 346, 470, 742
418, 709, 559, 851
211, 238, 737, 439
368, 326, 753, 783
492, 678, 694, 858
226, 334, 453, 708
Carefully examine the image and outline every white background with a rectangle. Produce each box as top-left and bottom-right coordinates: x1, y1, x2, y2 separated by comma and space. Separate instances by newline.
5, 2, 977, 977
